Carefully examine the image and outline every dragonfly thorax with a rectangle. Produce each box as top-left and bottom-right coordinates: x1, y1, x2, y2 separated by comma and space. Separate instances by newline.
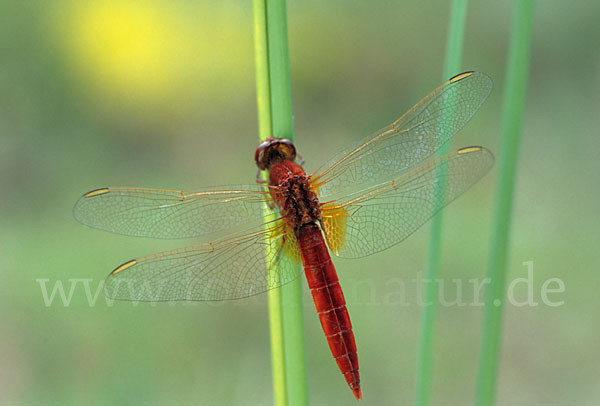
278, 173, 322, 234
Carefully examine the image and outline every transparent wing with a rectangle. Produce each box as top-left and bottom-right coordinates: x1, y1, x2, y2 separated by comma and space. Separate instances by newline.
311, 71, 492, 201
321, 146, 494, 258
73, 185, 276, 239
104, 221, 302, 301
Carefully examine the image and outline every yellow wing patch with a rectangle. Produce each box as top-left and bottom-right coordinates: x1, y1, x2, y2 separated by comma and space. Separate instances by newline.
268, 220, 302, 264
321, 204, 350, 255
282, 223, 301, 264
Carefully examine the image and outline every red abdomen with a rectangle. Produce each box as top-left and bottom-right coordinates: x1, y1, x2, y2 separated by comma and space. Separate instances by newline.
297, 223, 362, 400
269, 160, 361, 399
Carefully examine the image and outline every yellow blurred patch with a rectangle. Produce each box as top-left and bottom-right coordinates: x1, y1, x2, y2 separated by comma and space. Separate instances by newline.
51, 1, 250, 118
62, 1, 190, 103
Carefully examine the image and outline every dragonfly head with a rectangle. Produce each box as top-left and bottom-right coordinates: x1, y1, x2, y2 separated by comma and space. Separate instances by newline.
255, 137, 297, 170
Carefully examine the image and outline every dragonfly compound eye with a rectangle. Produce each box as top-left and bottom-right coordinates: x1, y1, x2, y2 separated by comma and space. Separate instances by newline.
276, 139, 297, 162
254, 137, 297, 170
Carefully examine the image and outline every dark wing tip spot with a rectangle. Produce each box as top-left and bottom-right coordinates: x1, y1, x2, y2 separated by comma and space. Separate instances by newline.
83, 187, 110, 198
449, 71, 475, 83
111, 259, 137, 275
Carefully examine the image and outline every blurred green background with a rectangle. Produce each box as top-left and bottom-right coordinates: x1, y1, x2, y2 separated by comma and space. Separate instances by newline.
1, 1, 598, 405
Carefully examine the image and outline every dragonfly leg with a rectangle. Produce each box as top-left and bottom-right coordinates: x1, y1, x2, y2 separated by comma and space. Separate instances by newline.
274, 232, 288, 263
296, 152, 305, 166
256, 169, 268, 184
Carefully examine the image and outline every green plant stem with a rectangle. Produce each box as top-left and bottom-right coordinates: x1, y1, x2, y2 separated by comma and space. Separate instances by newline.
415, 1, 468, 405
265, 3, 308, 404
253, 3, 286, 405
476, 1, 535, 405
253, 1, 308, 405
253, 0, 272, 142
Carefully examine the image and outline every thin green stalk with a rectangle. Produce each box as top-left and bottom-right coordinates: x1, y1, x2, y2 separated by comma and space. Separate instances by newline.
476, 1, 535, 405
254, 0, 272, 142
266, 3, 308, 405
253, 3, 286, 405
253, 1, 308, 405
415, 1, 468, 405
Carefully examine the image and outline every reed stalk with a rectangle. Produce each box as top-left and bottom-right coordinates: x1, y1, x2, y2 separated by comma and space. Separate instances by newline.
253, 1, 308, 405
476, 1, 535, 405
415, 1, 469, 405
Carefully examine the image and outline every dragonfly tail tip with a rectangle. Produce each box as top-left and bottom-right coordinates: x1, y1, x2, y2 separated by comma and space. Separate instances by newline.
351, 384, 362, 400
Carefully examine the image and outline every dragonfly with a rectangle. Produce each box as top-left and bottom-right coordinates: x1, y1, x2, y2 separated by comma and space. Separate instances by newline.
74, 71, 494, 400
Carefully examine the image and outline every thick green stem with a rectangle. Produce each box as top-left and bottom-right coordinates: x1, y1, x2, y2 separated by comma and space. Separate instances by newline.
253, 1, 308, 405
475, 1, 535, 405
415, 1, 468, 405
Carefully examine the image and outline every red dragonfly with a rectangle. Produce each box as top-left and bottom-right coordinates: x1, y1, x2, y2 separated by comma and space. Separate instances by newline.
74, 71, 493, 399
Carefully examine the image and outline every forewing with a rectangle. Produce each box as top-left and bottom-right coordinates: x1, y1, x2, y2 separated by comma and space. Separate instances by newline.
321, 147, 494, 258
104, 221, 302, 301
73, 185, 275, 239
312, 71, 492, 201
